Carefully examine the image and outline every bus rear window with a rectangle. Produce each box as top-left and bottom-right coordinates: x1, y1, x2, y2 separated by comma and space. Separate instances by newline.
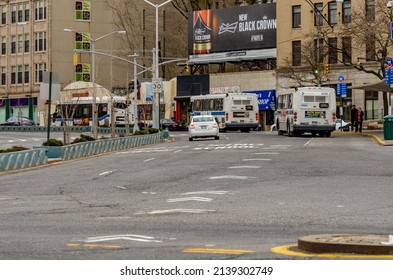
303, 96, 326, 103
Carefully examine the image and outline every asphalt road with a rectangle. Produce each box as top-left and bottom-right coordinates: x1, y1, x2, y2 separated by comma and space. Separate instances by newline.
0, 131, 392, 259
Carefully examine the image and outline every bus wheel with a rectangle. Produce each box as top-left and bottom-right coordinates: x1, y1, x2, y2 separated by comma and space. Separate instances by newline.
277, 120, 283, 135
326, 132, 331, 137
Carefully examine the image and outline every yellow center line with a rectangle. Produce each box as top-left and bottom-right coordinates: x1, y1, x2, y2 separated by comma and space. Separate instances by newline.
183, 248, 255, 255
271, 244, 393, 259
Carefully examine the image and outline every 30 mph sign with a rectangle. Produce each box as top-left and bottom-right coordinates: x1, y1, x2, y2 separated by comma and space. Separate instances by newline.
152, 78, 163, 93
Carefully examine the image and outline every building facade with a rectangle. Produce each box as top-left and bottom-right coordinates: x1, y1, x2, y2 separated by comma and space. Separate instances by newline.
0, 0, 129, 125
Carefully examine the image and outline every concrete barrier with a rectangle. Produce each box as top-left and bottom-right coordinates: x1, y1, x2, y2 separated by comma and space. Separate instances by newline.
0, 149, 47, 171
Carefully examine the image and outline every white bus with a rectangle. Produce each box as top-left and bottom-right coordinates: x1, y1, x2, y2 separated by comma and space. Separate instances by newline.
54, 96, 134, 127
275, 87, 336, 137
190, 93, 259, 132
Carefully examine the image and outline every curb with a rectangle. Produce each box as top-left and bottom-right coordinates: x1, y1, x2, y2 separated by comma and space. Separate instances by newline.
333, 131, 387, 146
298, 234, 393, 255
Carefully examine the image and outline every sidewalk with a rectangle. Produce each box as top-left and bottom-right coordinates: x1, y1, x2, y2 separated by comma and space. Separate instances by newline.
334, 129, 393, 146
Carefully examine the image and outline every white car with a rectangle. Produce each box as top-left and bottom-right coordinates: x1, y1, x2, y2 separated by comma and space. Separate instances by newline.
335, 119, 350, 131
188, 115, 219, 141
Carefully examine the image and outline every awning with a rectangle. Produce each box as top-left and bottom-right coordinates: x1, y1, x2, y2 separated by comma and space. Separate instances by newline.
348, 80, 389, 92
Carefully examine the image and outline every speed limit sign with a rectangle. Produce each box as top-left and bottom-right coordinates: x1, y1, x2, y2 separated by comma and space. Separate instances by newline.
152, 78, 163, 93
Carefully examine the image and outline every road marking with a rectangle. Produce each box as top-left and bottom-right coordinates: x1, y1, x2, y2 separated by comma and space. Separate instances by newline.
254, 152, 278, 155
242, 158, 271, 161
115, 186, 127, 190
182, 191, 230, 195
209, 175, 254, 180
174, 149, 182, 153
167, 197, 213, 202
228, 166, 261, 169
142, 191, 157, 195
135, 209, 216, 215
67, 243, 121, 249
81, 234, 162, 243
271, 244, 393, 259
99, 170, 117, 176
183, 248, 255, 255
144, 158, 155, 162
304, 139, 313, 146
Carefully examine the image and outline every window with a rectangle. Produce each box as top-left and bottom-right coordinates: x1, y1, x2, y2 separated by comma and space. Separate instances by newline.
1, 36, 6, 55
11, 36, 16, 54
142, 36, 146, 57
314, 38, 324, 63
163, 11, 166, 31
35, 0, 46, 21
314, 3, 323, 26
328, 38, 337, 64
366, 39, 375, 61
343, 0, 351, 23
1, 6, 6, 25
11, 66, 16, 84
366, 0, 375, 21
11, 4, 17, 23
292, 6, 301, 28
24, 65, 29, 84
25, 3, 30, 22
34, 32, 46, 52
292, 40, 301, 66
342, 37, 351, 63
18, 3, 23, 23
17, 65, 23, 84
328, 2, 337, 25
142, 9, 146, 30
24, 34, 29, 52
18, 35, 23, 53
35, 63, 46, 83
1, 67, 6, 85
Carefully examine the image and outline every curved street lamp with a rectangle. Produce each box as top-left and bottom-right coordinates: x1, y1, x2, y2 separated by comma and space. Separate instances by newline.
63, 29, 126, 138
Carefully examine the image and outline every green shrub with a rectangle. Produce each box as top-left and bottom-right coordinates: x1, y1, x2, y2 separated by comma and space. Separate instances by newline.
148, 128, 159, 134
0, 146, 29, 154
71, 134, 96, 144
133, 130, 148, 135
42, 138, 63, 146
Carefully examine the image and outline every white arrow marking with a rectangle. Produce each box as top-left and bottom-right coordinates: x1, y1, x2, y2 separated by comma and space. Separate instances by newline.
99, 170, 117, 176
242, 158, 271, 161
228, 166, 261, 169
83, 234, 162, 243
209, 175, 254, 180
144, 158, 155, 162
136, 209, 216, 215
167, 197, 213, 202
182, 191, 229, 195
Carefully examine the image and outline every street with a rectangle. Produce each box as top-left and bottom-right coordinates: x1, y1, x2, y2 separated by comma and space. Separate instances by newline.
0, 131, 392, 259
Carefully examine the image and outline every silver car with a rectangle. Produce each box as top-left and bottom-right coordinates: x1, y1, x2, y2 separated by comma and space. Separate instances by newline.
188, 115, 219, 141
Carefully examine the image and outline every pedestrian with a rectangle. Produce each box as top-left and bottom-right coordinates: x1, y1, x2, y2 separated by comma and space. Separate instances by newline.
356, 107, 364, 133
350, 104, 358, 132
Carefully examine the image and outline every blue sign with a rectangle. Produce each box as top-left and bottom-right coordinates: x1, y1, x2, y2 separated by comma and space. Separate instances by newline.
243, 90, 276, 110
338, 75, 344, 82
387, 57, 393, 66
336, 84, 341, 95
336, 83, 347, 95
385, 68, 393, 84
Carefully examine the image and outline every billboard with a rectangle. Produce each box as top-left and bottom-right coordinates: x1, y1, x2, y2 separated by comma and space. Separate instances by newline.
243, 90, 276, 110
176, 75, 210, 97
188, 3, 276, 55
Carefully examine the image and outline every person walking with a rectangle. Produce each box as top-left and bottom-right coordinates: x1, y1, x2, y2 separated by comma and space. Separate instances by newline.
350, 104, 358, 132
357, 107, 364, 133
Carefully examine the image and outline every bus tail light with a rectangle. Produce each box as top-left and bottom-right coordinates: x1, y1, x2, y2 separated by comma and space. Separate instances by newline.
256, 113, 259, 121
226, 113, 229, 121
293, 111, 297, 122
332, 112, 336, 122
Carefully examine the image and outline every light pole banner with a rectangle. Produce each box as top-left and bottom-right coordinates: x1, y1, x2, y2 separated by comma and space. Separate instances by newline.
75, 1, 91, 21
188, 3, 276, 55
75, 63, 91, 82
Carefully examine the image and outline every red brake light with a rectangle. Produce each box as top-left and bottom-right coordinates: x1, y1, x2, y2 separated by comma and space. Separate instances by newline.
226, 113, 228, 121
294, 111, 297, 122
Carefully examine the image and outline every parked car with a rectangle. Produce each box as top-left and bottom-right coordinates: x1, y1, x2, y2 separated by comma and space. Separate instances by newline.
160, 118, 186, 131
0, 116, 36, 126
335, 119, 350, 131
188, 115, 219, 141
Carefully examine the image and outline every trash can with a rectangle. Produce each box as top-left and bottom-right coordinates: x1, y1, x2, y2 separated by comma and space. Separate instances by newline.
383, 115, 393, 140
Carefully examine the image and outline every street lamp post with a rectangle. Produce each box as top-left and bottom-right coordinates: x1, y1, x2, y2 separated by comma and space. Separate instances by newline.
63, 29, 126, 138
143, 0, 173, 129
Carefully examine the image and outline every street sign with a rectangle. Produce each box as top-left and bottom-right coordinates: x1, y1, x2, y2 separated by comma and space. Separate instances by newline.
385, 68, 393, 84
391, 22, 393, 40
338, 75, 344, 82
336, 83, 341, 95
152, 78, 163, 93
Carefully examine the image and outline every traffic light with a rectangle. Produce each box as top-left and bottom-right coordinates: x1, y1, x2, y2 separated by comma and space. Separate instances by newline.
73, 53, 78, 66
184, 63, 190, 74
314, 69, 319, 75
323, 63, 329, 75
